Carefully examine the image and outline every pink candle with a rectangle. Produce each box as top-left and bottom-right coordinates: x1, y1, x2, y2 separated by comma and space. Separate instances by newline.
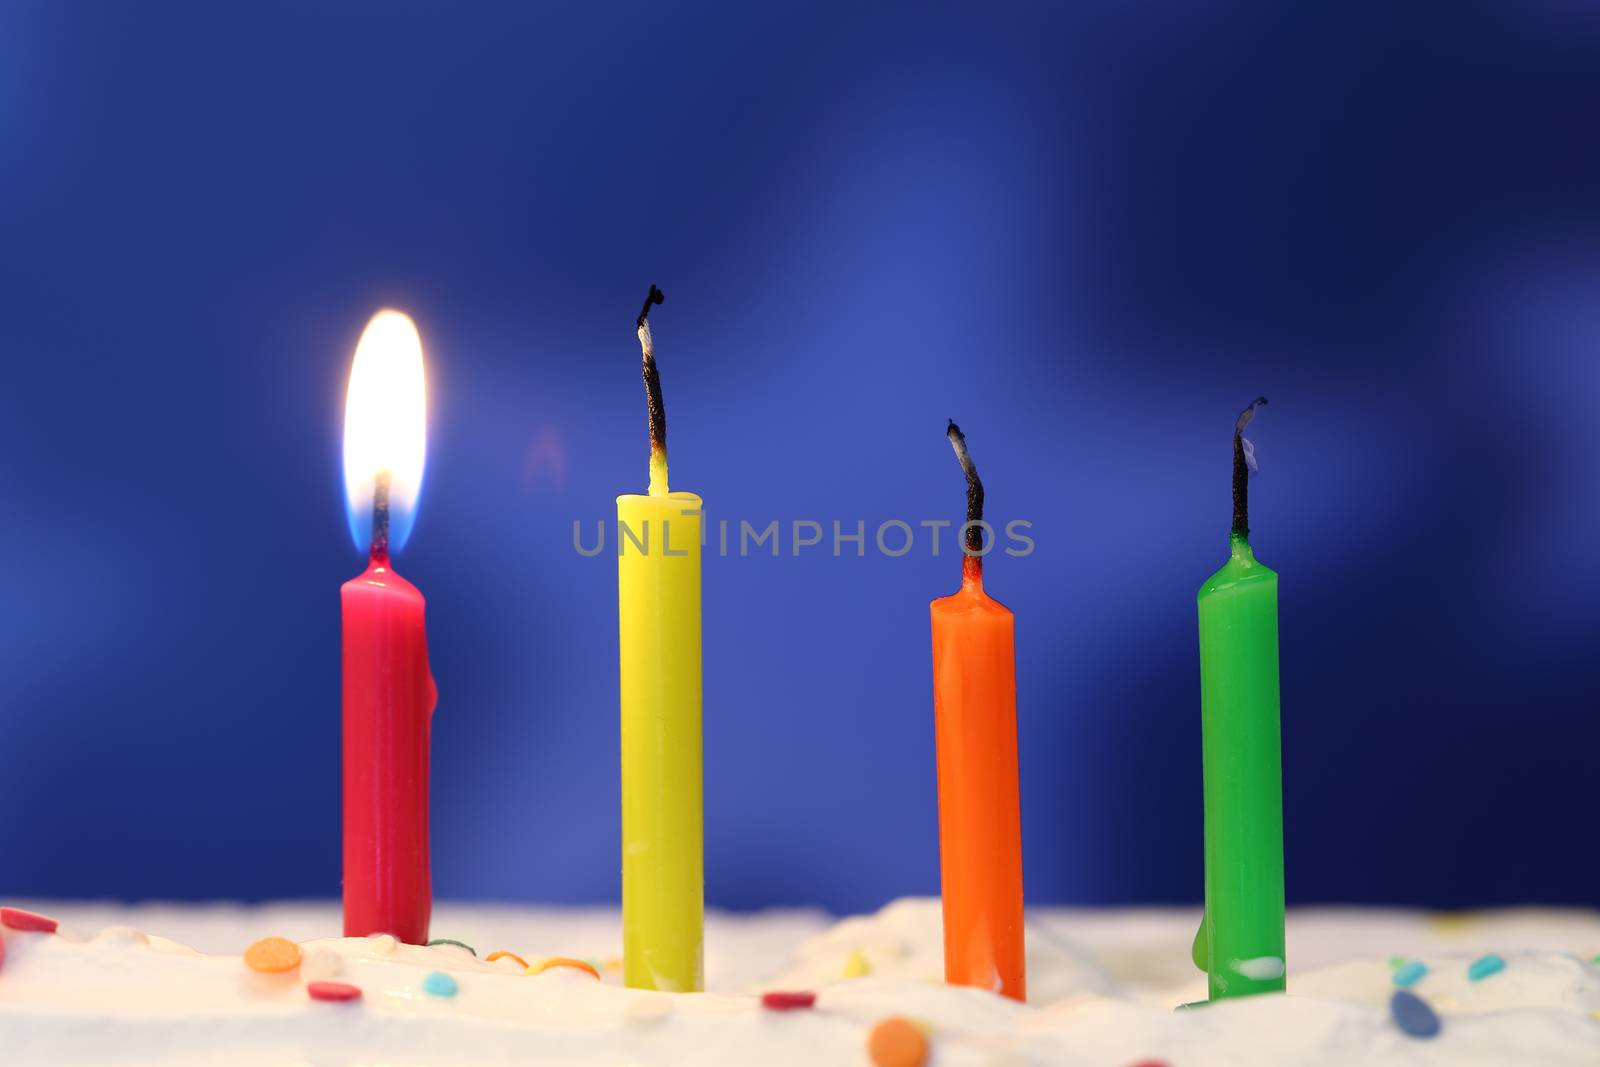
339, 310, 436, 943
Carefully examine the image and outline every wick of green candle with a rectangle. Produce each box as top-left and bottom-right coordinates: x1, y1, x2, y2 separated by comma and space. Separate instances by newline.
1230, 397, 1267, 539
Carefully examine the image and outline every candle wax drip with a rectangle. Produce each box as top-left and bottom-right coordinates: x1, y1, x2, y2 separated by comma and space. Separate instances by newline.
649, 448, 669, 498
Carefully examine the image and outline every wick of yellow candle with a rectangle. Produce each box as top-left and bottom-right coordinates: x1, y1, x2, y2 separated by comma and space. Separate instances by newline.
637, 286, 669, 498
648, 450, 670, 497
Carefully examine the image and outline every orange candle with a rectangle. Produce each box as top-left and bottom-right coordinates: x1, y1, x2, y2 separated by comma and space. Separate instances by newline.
929, 420, 1026, 1002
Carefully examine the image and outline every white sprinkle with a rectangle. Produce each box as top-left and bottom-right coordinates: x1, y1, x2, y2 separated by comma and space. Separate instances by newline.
623, 997, 674, 1028
367, 933, 399, 956
93, 926, 149, 947
1235, 955, 1285, 980
302, 949, 342, 981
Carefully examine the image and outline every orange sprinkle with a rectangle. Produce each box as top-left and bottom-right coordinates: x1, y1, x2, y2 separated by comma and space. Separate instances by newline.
486, 950, 529, 969
525, 956, 601, 980
867, 1017, 928, 1067
244, 936, 302, 974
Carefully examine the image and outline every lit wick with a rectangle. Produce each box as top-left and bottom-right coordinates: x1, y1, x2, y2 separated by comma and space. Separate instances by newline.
946, 419, 985, 582
637, 284, 668, 496
370, 470, 391, 562
1231, 396, 1268, 538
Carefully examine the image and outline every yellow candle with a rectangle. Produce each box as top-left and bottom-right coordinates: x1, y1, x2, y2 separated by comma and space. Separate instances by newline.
617, 286, 704, 992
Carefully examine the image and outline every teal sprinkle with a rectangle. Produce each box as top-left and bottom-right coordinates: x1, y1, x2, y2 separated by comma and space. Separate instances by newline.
421, 971, 458, 997
1467, 954, 1505, 981
426, 938, 477, 957
1393, 961, 1427, 988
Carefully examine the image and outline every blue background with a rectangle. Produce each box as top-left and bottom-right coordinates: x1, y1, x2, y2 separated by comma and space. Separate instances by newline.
2, 3, 1596, 911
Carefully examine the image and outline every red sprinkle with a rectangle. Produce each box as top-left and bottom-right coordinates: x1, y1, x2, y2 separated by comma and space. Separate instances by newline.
1128, 1061, 1171, 1067
307, 981, 363, 1002
761, 990, 818, 1011
1, 908, 59, 933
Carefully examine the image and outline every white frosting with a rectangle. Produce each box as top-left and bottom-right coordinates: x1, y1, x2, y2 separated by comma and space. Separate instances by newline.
2, 899, 1596, 1066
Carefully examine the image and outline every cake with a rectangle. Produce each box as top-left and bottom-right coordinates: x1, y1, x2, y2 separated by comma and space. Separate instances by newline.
1, 898, 1596, 1065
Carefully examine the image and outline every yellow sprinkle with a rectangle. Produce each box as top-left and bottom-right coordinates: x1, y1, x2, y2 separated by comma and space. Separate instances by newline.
1427, 912, 1479, 935
486, 950, 529, 969
525, 956, 601, 980
243, 937, 302, 974
841, 950, 872, 978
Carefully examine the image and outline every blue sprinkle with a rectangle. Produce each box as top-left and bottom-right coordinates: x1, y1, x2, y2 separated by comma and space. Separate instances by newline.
1390, 990, 1441, 1038
421, 971, 459, 997
1467, 954, 1505, 981
1392, 960, 1428, 988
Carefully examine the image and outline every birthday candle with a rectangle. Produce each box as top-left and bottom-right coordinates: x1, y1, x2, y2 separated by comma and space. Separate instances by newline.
930, 421, 1026, 1001
617, 286, 704, 992
1192, 397, 1285, 1000
340, 310, 437, 945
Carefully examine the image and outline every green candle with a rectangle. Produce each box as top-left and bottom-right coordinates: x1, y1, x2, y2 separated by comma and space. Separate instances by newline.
1192, 397, 1285, 1001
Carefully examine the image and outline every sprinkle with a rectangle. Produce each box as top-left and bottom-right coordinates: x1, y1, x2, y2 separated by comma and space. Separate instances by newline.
421, 970, 458, 997
301, 949, 342, 982
93, 926, 149, 947
526, 957, 601, 980
486, 950, 528, 969
603, 956, 624, 971
1467, 954, 1506, 981
868, 1017, 928, 1067
244, 936, 302, 974
1390, 990, 1442, 1038
761, 990, 817, 1011
1387, 956, 1406, 970
307, 980, 363, 1002
1127, 1061, 1172, 1067
842, 950, 872, 978
1, 908, 59, 934
624, 997, 674, 1028
1428, 913, 1476, 935
426, 938, 477, 956
366, 933, 398, 955
1393, 961, 1428, 988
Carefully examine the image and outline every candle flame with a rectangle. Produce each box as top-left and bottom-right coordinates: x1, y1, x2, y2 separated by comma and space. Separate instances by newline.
343, 310, 427, 554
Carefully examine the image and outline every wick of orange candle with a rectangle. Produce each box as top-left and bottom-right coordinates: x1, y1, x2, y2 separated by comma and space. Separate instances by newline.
637, 285, 669, 496
946, 419, 985, 582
